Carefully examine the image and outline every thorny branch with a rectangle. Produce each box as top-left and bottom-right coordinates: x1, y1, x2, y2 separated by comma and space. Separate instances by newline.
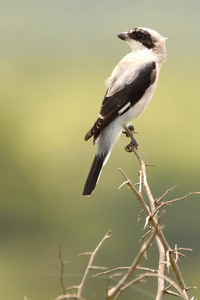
107, 216, 162, 298
77, 230, 111, 299
110, 124, 198, 300
56, 231, 111, 300
58, 243, 67, 296
56, 125, 199, 300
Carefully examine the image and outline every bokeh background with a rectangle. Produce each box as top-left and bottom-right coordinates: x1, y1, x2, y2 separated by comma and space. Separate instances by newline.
0, 1, 200, 299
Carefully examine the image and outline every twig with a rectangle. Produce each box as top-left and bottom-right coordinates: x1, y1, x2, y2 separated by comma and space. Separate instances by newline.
155, 237, 165, 300
107, 218, 160, 298
57, 126, 199, 299
120, 162, 190, 299
136, 266, 157, 273
94, 265, 157, 280
137, 209, 144, 222
58, 243, 67, 296
76, 230, 111, 299
118, 125, 193, 300
120, 272, 183, 298
56, 231, 111, 300
155, 185, 178, 204
56, 295, 78, 300
93, 267, 129, 278
153, 192, 200, 216
139, 228, 152, 243
121, 125, 166, 300
119, 164, 166, 299
172, 245, 193, 262
163, 284, 182, 298
118, 168, 151, 217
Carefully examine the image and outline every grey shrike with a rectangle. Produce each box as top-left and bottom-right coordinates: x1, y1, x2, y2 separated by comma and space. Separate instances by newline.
83, 27, 166, 196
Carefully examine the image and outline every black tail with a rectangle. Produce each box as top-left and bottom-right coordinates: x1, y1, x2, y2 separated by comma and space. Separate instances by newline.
83, 153, 107, 196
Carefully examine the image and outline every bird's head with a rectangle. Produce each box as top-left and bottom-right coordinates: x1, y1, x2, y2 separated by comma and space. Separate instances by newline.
117, 27, 167, 62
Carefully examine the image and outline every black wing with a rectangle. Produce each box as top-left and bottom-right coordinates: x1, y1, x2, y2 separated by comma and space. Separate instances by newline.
84, 61, 156, 142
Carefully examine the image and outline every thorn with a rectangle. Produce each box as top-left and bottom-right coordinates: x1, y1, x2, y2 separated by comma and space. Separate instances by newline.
144, 216, 150, 230
166, 250, 170, 273
90, 266, 108, 270
137, 209, 144, 222
118, 180, 129, 189
139, 229, 152, 243
79, 252, 92, 256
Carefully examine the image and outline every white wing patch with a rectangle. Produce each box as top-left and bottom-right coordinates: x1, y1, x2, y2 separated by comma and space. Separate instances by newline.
118, 102, 131, 115
98, 114, 104, 119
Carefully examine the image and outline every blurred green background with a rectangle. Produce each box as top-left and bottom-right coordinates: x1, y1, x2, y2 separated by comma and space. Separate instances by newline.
0, 1, 200, 299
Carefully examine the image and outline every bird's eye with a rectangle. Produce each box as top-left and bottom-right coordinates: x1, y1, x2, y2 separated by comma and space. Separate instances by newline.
137, 31, 150, 39
137, 32, 143, 38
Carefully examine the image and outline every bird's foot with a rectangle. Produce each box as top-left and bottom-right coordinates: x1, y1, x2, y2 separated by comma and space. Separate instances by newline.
122, 124, 138, 151
122, 125, 135, 137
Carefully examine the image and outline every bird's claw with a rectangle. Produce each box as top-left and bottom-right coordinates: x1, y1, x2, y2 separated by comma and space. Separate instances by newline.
125, 139, 138, 151
122, 124, 138, 151
122, 125, 135, 137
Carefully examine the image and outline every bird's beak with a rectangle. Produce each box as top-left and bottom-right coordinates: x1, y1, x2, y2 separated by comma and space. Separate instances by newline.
117, 32, 129, 41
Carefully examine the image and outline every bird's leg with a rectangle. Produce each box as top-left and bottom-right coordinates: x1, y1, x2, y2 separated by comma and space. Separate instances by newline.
122, 124, 138, 152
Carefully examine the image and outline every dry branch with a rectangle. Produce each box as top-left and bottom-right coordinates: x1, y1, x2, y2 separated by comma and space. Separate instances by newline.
56, 126, 199, 299
113, 125, 198, 300
107, 219, 160, 298
77, 231, 111, 298
56, 231, 111, 300
58, 243, 67, 296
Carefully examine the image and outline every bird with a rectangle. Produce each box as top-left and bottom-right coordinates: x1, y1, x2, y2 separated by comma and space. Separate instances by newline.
83, 27, 167, 196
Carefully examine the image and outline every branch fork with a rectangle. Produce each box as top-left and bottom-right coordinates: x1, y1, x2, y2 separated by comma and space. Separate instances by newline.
56, 125, 199, 300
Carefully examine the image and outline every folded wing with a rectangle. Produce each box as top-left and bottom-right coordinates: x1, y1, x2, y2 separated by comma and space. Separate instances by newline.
84, 61, 156, 142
